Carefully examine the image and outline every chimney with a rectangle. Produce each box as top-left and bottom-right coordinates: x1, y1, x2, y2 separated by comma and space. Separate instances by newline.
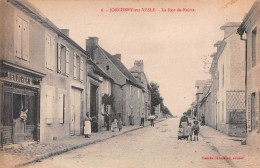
114, 54, 121, 61
86, 37, 99, 60
134, 60, 144, 72
61, 29, 70, 37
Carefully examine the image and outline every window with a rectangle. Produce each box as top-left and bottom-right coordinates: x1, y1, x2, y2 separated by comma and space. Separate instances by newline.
130, 85, 133, 96
58, 93, 65, 124
14, 16, 29, 60
251, 93, 256, 130
106, 65, 109, 71
252, 28, 257, 67
45, 87, 54, 124
45, 34, 55, 70
57, 43, 69, 76
222, 65, 224, 87
137, 89, 140, 98
222, 101, 224, 122
73, 53, 84, 82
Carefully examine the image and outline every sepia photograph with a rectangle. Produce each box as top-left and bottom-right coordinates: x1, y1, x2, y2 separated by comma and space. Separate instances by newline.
0, 0, 260, 167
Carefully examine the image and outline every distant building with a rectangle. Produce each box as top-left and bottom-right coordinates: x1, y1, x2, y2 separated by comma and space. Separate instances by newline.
238, 0, 260, 147
130, 60, 152, 120
86, 37, 144, 126
195, 80, 207, 120
214, 22, 246, 137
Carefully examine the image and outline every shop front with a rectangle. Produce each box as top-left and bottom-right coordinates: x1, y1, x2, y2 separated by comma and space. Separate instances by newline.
0, 61, 45, 145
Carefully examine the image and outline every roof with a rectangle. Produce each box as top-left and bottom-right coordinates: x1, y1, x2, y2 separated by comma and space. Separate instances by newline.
195, 80, 207, 94
238, 0, 260, 35
220, 22, 241, 30
98, 47, 143, 89
87, 59, 114, 82
9, 0, 90, 58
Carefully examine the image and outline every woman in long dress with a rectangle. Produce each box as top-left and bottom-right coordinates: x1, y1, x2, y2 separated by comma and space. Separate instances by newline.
179, 112, 189, 137
84, 112, 92, 138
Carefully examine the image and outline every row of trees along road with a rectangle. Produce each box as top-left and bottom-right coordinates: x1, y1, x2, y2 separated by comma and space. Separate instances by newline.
150, 82, 173, 117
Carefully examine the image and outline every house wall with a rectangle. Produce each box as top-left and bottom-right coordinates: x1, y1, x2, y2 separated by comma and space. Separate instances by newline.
1, 1, 88, 143
244, 6, 260, 147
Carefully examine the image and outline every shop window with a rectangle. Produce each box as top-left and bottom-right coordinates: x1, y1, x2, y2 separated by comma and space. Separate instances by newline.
14, 16, 29, 61
252, 28, 257, 67
45, 34, 55, 70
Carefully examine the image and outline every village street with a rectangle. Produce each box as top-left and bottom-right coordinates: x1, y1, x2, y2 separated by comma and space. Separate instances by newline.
22, 118, 256, 168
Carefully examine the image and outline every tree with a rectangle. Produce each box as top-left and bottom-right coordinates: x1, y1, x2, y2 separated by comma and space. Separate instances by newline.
160, 101, 173, 117
150, 82, 163, 114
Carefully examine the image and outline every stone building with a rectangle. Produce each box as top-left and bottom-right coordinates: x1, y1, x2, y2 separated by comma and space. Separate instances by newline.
238, 0, 260, 147
214, 22, 246, 137
195, 80, 207, 121
86, 37, 144, 126
0, 0, 91, 144
86, 60, 113, 132
130, 60, 152, 120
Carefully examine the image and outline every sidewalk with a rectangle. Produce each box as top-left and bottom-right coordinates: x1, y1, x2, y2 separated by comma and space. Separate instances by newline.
0, 119, 165, 168
198, 123, 260, 168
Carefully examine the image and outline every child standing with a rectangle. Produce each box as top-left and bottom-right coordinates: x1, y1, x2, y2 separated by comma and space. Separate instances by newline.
187, 123, 193, 141
178, 125, 183, 140
111, 118, 118, 132
192, 120, 200, 141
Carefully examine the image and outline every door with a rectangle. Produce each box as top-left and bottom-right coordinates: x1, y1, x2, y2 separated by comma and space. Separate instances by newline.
70, 88, 82, 136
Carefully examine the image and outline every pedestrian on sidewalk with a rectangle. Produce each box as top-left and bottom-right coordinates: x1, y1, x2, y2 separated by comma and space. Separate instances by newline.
148, 115, 155, 127
179, 112, 189, 137
117, 114, 123, 132
111, 118, 118, 132
192, 120, 200, 141
178, 125, 183, 140
84, 112, 92, 138
187, 123, 193, 141
140, 112, 145, 127
102, 112, 110, 131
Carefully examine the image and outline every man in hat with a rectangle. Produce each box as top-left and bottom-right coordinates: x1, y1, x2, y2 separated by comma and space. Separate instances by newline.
192, 120, 200, 141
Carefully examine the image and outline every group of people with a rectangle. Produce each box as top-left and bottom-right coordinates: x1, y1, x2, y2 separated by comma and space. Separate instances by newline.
178, 112, 200, 141
84, 111, 155, 138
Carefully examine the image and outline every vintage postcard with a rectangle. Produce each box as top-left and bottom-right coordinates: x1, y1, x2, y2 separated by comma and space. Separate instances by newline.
0, 0, 260, 167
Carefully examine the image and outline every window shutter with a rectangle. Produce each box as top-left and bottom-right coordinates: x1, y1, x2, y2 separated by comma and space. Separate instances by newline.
50, 37, 55, 70
46, 89, 54, 124
15, 17, 22, 58
248, 94, 251, 131
58, 93, 64, 124
22, 19, 29, 61
79, 56, 83, 82
256, 92, 259, 132
57, 43, 61, 73
73, 53, 77, 79
65, 49, 70, 76
45, 35, 51, 68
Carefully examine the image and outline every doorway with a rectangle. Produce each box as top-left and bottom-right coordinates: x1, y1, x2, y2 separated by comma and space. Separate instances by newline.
90, 84, 98, 132
70, 88, 82, 136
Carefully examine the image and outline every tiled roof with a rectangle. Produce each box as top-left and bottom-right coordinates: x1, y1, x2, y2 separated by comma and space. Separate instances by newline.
99, 47, 143, 89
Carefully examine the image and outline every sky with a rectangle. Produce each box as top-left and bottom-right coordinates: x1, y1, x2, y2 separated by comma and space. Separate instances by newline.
28, 0, 255, 116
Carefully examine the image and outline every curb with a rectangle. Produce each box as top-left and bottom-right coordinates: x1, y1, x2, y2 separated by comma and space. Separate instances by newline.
15, 119, 166, 167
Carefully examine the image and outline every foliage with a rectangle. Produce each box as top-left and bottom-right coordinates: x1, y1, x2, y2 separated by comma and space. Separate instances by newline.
160, 101, 173, 116
101, 94, 114, 105
150, 82, 163, 108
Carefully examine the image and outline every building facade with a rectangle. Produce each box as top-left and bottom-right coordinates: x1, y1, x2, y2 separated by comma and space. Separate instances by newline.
215, 22, 246, 137
130, 60, 152, 120
238, 0, 260, 147
0, 0, 90, 144
86, 37, 144, 126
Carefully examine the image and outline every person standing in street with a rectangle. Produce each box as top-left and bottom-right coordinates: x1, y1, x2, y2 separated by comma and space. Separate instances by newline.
148, 115, 155, 127
117, 114, 123, 132
179, 112, 189, 137
187, 123, 193, 141
102, 112, 110, 131
140, 112, 145, 127
111, 118, 118, 132
192, 120, 200, 141
84, 112, 92, 138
